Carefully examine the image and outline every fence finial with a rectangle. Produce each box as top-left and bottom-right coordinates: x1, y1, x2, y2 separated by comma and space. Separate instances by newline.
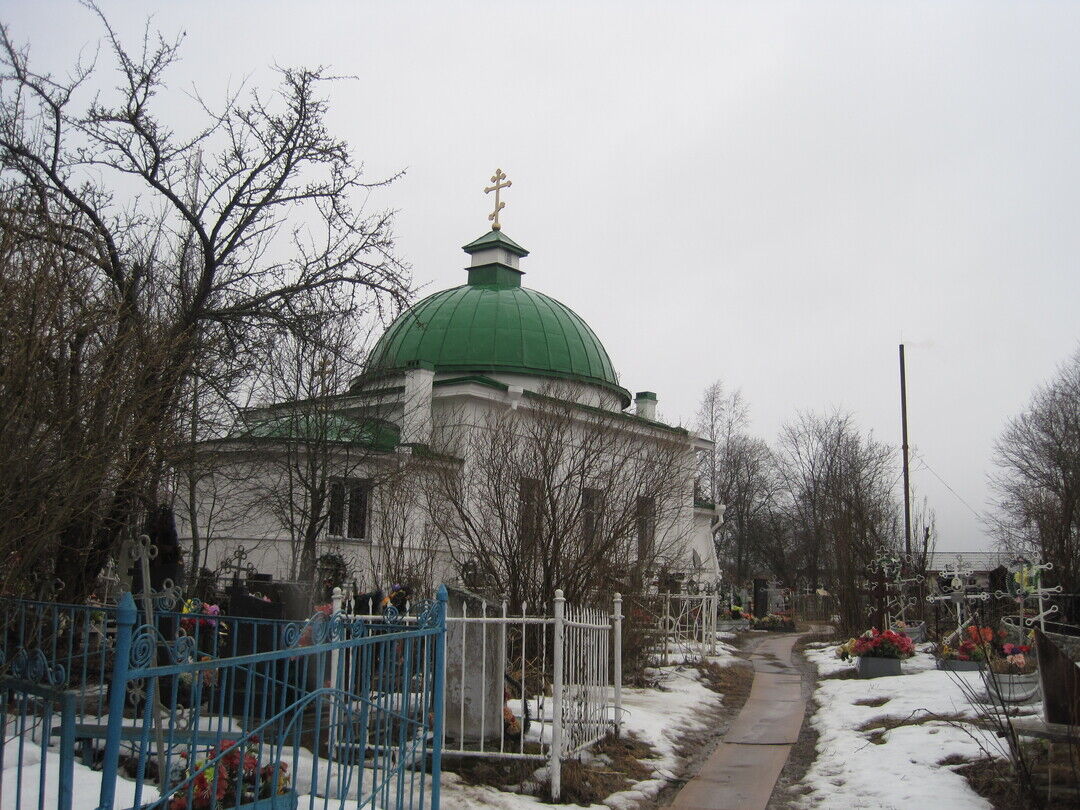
117, 591, 136, 624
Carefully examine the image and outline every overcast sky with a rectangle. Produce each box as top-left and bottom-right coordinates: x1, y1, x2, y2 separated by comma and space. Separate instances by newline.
7, 1, 1079, 552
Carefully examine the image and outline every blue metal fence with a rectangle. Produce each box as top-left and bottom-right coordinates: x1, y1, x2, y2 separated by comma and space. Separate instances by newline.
0, 587, 447, 810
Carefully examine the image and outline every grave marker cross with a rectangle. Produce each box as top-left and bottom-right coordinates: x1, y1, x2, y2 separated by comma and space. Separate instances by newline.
222, 545, 256, 585
926, 555, 990, 638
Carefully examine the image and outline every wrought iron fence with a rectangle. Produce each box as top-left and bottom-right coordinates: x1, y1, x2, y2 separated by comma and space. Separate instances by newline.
339, 588, 621, 801
0, 588, 447, 810
623, 592, 719, 666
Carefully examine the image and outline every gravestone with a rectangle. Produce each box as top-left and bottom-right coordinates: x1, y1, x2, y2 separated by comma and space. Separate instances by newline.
753, 579, 768, 619
443, 586, 506, 744
224, 585, 292, 720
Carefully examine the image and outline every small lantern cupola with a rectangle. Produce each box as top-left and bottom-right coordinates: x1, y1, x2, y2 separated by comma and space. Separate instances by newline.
462, 229, 530, 288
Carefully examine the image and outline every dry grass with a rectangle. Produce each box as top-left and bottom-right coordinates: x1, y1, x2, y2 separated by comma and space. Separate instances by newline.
853, 697, 891, 707
856, 711, 970, 745
694, 659, 754, 706
821, 668, 858, 680
947, 740, 1080, 809
446, 745, 544, 789
450, 733, 662, 806
954, 757, 1029, 809
546, 734, 658, 805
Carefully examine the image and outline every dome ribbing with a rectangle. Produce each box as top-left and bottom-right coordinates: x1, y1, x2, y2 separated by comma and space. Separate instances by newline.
367, 231, 628, 405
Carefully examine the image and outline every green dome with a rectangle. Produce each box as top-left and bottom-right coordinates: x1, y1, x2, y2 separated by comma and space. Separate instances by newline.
369, 232, 628, 406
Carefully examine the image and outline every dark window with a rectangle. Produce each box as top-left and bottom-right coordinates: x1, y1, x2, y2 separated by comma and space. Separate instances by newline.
519, 477, 543, 544
582, 487, 602, 544
327, 478, 370, 541
328, 480, 345, 536
347, 482, 368, 540
636, 496, 656, 561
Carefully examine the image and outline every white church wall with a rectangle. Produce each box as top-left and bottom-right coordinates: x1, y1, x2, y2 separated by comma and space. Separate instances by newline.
175, 375, 719, 597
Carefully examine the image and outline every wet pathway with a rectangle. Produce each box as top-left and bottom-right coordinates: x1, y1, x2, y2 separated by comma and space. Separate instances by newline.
668, 633, 807, 810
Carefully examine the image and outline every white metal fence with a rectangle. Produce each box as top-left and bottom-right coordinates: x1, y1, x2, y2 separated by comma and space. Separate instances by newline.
334, 587, 621, 800
641, 592, 719, 664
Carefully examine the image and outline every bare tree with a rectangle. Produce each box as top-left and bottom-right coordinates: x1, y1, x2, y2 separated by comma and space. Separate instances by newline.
425, 384, 698, 609
364, 460, 439, 594
992, 349, 1080, 599
240, 317, 396, 582
0, 9, 411, 600
0, 210, 164, 597
695, 381, 777, 581
774, 410, 900, 631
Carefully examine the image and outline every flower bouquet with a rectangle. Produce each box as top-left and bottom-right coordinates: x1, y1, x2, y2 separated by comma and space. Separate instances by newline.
983, 640, 1040, 703
933, 627, 996, 671
934, 638, 986, 671
166, 738, 294, 810
990, 642, 1036, 675
180, 600, 223, 632
753, 612, 796, 632
838, 628, 914, 678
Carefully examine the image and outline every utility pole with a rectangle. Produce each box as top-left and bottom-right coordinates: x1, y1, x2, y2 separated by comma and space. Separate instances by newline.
899, 344, 912, 558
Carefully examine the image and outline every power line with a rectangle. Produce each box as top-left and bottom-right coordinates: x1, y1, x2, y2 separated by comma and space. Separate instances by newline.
910, 450, 985, 522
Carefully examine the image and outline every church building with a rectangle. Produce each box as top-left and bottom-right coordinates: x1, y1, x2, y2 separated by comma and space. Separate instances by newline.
179, 173, 721, 598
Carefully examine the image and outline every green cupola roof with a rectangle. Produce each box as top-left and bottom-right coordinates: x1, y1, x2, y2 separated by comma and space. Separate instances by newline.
366, 231, 629, 406
462, 229, 529, 257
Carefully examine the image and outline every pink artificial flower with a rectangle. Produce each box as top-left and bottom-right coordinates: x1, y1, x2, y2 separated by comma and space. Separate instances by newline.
1007, 653, 1027, 669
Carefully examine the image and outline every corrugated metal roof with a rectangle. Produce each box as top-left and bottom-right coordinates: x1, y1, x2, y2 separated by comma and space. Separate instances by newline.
925, 551, 1013, 573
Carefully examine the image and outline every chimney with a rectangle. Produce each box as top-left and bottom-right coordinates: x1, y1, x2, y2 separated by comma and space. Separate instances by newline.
401, 363, 435, 445
635, 391, 657, 421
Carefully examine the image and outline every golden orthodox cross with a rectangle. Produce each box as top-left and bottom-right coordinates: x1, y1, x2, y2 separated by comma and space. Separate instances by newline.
484, 168, 512, 230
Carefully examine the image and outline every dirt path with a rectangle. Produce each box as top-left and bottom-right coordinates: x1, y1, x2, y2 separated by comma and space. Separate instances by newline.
663, 631, 815, 810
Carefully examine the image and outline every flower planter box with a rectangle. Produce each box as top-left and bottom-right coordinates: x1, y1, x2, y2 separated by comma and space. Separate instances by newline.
894, 621, 926, 644
240, 792, 298, 810
856, 656, 902, 678
139, 789, 298, 810
717, 619, 750, 632
984, 671, 1041, 704
936, 659, 985, 672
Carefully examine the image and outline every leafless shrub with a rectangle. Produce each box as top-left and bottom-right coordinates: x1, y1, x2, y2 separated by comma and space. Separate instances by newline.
0, 6, 411, 599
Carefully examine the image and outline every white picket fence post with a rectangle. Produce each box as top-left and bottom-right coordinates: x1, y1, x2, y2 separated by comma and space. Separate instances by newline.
612, 592, 623, 737
330, 586, 344, 686
550, 589, 565, 801
707, 592, 717, 656
329, 586, 344, 762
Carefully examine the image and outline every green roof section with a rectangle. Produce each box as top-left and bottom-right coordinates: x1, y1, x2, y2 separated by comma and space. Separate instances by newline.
462, 229, 530, 257
231, 412, 400, 451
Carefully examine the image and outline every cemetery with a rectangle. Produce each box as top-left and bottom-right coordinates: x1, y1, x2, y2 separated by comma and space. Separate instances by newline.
5, 533, 1079, 809
2, 4, 1079, 810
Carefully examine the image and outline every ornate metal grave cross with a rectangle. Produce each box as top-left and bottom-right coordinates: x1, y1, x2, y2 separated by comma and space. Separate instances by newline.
926, 554, 990, 638
857, 557, 898, 630
129, 534, 183, 785
885, 558, 925, 625
994, 558, 1063, 631
222, 545, 256, 585
485, 168, 512, 230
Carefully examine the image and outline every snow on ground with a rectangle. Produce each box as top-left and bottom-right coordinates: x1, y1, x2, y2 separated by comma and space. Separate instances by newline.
4, 647, 738, 810
1, 747, 160, 810
792, 643, 1025, 810
444, 651, 735, 810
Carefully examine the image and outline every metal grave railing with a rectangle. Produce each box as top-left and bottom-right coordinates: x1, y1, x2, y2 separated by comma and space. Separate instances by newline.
0, 587, 447, 810
340, 588, 621, 801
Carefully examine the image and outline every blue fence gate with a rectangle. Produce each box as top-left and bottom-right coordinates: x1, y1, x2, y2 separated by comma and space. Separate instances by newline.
0, 587, 447, 810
